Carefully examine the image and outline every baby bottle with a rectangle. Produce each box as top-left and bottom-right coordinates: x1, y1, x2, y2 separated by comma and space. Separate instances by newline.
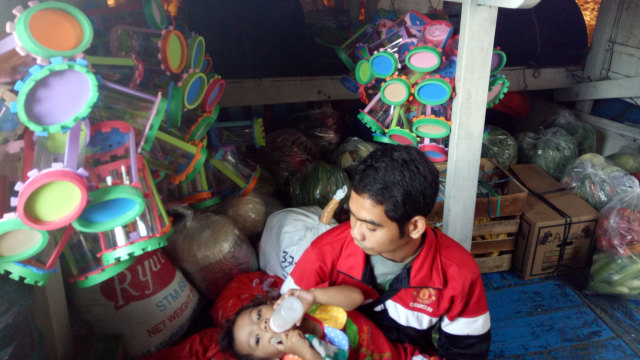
270, 296, 304, 333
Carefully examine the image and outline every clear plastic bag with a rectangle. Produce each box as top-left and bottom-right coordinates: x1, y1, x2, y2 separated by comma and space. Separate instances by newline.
286, 107, 344, 158
257, 128, 321, 191
545, 110, 596, 155
290, 161, 350, 215
561, 153, 640, 211
165, 207, 258, 300
481, 125, 518, 168
516, 127, 579, 180
333, 137, 378, 178
588, 188, 640, 298
606, 143, 640, 174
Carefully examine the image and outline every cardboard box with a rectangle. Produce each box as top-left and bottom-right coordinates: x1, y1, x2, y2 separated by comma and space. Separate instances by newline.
510, 164, 600, 280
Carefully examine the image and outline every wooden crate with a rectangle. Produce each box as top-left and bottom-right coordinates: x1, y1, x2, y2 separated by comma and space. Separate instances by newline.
427, 159, 528, 223
471, 216, 520, 273
426, 159, 528, 273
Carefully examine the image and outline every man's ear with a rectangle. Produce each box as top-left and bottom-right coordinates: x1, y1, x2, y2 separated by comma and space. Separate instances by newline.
407, 215, 427, 240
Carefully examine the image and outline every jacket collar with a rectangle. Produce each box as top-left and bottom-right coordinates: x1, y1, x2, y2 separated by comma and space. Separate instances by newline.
336, 223, 444, 289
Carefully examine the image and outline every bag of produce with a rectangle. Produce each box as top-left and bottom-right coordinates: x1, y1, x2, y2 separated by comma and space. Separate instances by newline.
606, 143, 640, 174
545, 110, 596, 155
481, 125, 517, 168
516, 127, 578, 180
333, 137, 378, 178
588, 188, 640, 299
588, 251, 640, 299
561, 153, 639, 211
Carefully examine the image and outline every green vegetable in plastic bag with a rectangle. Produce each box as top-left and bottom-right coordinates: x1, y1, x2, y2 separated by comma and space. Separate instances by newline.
545, 110, 596, 155
516, 127, 579, 180
481, 125, 517, 168
588, 250, 640, 299
290, 161, 350, 219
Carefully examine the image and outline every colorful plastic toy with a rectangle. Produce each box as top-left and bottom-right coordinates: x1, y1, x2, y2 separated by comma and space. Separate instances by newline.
2, 1, 93, 65
186, 33, 206, 71
109, 25, 187, 75
94, 157, 172, 265
207, 146, 261, 197
61, 228, 136, 288
178, 70, 207, 110
14, 126, 89, 231
86, 54, 145, 88
335, 24, 380, 70
90, 78, 167, 152
142, 130, 208, 184
209, 117, 265, 148
74, 125, 145, 233
11, 57, 99, 135
200, 76, 226, 113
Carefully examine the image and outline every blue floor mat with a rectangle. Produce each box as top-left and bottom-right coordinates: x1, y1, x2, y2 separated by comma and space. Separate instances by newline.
482, 270, 640, 359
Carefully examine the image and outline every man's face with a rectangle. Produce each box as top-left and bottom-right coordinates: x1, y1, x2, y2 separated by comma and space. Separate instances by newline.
348, 191, 411, 262
233, 304, 289, 360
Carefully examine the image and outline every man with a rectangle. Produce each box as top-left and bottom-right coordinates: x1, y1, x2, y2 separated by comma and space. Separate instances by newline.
280, 145, 491, 359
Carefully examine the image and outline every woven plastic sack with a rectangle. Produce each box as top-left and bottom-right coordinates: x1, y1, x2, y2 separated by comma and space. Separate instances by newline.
561, 153, 640, 211
481, 125, 517, 168
165, 208, 258, 300
219, 190, 284, 239
517, 127, 578, 180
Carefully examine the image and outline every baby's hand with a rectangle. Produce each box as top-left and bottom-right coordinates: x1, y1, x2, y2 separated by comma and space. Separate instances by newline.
272, 330, 317, 359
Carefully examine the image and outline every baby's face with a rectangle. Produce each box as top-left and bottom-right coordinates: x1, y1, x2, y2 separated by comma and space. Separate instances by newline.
234, 304, 286, 359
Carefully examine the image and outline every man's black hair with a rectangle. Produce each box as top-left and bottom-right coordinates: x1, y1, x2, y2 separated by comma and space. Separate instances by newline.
351, 145, 440, 236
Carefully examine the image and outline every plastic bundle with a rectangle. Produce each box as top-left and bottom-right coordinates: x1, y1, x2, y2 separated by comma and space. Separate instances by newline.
516, 127, 578, 180
165, 208, 258, 300
219, 190, 284, 239
606, 143, 640, 174
290, 161, 350, 212
333, 137, 378, 178
589, 188, 640, 298
595, 188, 640, 256
545, 110, 596, 155
481, 125, 518, 168
256, 128, 321, 191
286, 107, 344, 158
561, 153, 640, 211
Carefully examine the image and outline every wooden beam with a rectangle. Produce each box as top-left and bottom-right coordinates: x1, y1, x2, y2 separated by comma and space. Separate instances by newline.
502, 67, 579, 91
218, 76, 357, 107
555, 77, 640, 102
575, 0, 622, 113
444, 0, 540, 7
33, 270, 72, 360
217, 67, 575, 108
443, 0, 498, 251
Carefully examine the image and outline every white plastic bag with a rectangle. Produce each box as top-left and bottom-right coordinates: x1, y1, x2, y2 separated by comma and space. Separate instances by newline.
258, 187, 347, 280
